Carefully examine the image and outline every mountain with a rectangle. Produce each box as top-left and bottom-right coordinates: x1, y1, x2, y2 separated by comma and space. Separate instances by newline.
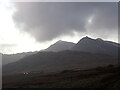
2, 40, 74, 66
45, 40, 75, 52
2, 37, 119, 75
2, 37, 119, 66
71, 36, 119, 56
3, 51, 117, 75
2, 52, 37, 65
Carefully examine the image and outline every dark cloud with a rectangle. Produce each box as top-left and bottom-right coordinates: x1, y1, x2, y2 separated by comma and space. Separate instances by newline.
13, 2, 118, 42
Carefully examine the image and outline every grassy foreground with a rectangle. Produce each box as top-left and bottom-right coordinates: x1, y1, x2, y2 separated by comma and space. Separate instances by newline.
2, 65, 120, 89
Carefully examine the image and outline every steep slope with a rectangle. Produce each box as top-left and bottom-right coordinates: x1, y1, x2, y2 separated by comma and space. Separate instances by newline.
45, 40, 75, 52
3, 51, 117, 75
71, 36, 119, 56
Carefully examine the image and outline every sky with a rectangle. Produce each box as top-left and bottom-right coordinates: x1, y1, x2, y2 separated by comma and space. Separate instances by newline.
0, 0, 119, 54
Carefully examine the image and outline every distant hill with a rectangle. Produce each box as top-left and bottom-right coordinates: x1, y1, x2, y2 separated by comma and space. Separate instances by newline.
71, 36, 119, 56
45, 40, 75, 52
2, 52, 37, 65
3, 51, 117, 75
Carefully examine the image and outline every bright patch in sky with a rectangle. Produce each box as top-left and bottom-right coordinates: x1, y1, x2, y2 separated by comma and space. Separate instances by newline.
0, 0, 50, 54
88, 15, 94, 24
88, 18, 92, 24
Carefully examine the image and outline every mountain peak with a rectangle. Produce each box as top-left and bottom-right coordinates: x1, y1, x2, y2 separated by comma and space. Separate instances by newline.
85, 36, 90, 38
71, 36, 119, 56
81, 37, 103, 42
96, 38, 103, 41
82, 36, 93, 40
56, 40, 64, 43
78, 36, 94, 43
55, 40, 68, 45
58, 40, 63, 42
45, 40, 75, 52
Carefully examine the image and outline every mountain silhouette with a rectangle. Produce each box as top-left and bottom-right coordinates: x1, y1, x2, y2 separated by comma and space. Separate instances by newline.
2, 37, 119, 74
71, 36, 119, 56
45, 40, 75, 52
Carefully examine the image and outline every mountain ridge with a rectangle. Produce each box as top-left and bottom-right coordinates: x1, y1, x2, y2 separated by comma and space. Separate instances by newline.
71, 36, 119, 56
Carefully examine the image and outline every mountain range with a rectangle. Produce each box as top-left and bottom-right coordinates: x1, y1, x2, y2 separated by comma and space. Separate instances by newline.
45, 36, 119, 56
3, 36, 119, 65
2, 36, 119, 74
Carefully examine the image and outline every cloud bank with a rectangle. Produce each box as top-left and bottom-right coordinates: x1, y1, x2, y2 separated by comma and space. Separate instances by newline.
13, 2, 118, 42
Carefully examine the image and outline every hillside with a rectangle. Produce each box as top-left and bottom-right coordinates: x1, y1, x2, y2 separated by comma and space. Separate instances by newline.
3, 51, 117, 75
